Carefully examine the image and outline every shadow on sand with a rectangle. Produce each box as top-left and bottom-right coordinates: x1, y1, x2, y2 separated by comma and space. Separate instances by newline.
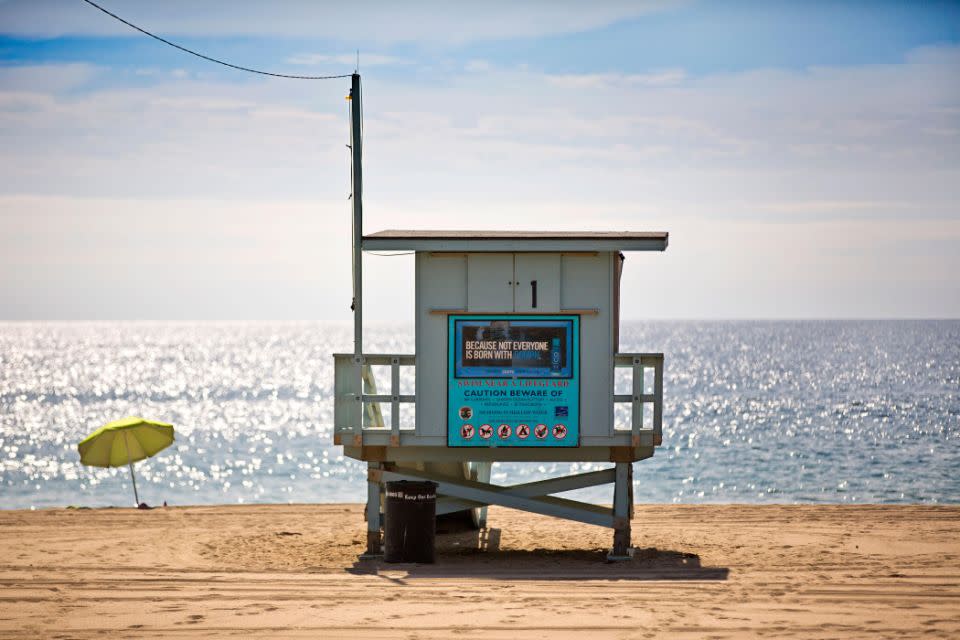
347, 527, 730, 582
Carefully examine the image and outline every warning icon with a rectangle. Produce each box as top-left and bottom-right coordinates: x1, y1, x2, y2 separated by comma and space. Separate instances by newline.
552, 423, 567, 439
516, 423, 530, 439
479, 424, 493, 439
534, 423, 549, 439
460, 424, 475, 439
497, 423, 512, 439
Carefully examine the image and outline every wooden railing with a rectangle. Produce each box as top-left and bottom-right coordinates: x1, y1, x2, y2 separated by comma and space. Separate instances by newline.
333, 354, 415, 447
613, 353, 664, 447
334, 352, 664, 448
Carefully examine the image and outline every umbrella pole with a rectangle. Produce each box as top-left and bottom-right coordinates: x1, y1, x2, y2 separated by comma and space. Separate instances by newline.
129, 461, 140, 506
123, 431, 140, 507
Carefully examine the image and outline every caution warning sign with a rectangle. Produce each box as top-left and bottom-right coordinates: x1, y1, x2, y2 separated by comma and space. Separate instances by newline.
446, 314, 580, 448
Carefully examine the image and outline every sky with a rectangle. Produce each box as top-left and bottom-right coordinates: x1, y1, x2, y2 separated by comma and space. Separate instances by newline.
0, 0, 958, 322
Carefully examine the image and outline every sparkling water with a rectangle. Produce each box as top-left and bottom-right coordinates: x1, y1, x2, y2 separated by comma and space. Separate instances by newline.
1, 321, 957, 509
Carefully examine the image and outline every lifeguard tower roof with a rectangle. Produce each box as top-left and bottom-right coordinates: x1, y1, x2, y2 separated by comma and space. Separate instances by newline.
362, 229, 669, 252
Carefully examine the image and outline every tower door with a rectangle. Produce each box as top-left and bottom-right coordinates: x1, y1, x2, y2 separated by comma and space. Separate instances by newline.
466, 254, 514, 311
514, 254, 560, 312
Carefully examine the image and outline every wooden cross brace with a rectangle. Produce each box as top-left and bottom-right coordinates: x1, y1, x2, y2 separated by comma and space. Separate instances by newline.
369, 467, 628, 530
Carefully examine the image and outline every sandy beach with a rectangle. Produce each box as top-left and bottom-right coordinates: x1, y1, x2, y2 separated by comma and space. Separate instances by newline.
0, 504, 957, 638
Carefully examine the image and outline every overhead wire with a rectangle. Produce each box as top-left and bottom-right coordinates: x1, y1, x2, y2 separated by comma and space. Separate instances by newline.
80, 0, 352, 80
79, 2, 380, 272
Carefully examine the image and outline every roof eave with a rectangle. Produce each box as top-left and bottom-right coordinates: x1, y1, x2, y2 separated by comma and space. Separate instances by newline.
362, 234, 669, 253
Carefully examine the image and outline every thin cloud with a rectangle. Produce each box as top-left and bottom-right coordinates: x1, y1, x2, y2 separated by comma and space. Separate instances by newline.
0, 0, 677, 44
286, 53, 407, 67
547, 69, 687, 89
465, 60, 492, 73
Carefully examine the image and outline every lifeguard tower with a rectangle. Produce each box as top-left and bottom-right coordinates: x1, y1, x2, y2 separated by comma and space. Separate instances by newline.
333, 75, 668, 559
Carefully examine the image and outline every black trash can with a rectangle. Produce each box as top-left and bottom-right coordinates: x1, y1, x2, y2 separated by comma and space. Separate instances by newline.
384, 480, 438, 563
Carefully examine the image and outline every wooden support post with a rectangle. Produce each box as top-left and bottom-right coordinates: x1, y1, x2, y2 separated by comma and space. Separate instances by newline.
610, 461, 633, 560
654, 356, 664, 446
631, 357, 643, 447
363, 461, 382, 556
470, 461, 491, 529
390, 356, 400, 447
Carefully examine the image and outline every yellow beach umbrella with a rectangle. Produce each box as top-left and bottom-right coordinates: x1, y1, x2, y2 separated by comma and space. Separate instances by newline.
78, 417, 175, 506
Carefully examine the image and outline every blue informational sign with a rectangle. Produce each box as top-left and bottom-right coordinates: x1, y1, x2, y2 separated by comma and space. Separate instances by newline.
447, 315, 580, 448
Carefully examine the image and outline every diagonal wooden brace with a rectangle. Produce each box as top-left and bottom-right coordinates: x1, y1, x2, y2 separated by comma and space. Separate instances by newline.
433, 468, 617, 515
372, 467, 618, 529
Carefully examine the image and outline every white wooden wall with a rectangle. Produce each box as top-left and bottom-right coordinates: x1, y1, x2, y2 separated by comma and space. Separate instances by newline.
415, 251, 618, 443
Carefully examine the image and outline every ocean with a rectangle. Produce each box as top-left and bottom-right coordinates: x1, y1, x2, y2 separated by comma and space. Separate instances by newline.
1, 321, 957, 509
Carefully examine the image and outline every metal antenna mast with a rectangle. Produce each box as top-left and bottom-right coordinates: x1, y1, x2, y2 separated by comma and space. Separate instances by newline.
349, 73, 363, 355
